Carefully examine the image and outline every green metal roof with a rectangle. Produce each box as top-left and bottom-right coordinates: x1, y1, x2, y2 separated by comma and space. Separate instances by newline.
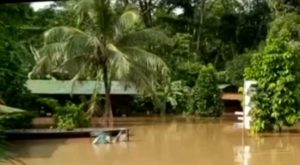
26, 80, 137, 95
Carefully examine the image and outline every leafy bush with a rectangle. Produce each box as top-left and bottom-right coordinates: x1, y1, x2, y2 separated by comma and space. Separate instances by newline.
216, 71, 230, 84
55, 102, 90, 130
0, 23, 35, 110
245, 51, 299, 132
174, 85, 192, 114
0, 128, 9, 162
37, 97, 60, 116
40, 98, 90, 130
155, 80, 190, 115
188, 64, 224, 117
0, 112, 35, 129
226, 53, 252, 86
130, 81, 191, 115
244, 13, 300, 133
176, 62, 203, 87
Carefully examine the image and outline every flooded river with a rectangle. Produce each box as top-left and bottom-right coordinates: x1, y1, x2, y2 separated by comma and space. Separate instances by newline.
7, 118, 300, 165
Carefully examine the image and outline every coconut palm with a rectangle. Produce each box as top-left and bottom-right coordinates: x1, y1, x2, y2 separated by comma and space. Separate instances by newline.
29, 0, 169, 125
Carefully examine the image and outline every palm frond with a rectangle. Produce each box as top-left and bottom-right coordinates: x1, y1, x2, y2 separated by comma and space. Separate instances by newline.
44, 26, 87, 44
0, 105, 24, 114
39, 42, 67, 60
65, 34, 97, 58
120, 46, 169, 77
29, 55, 53, 79
109, 46, 169, 95
71, 0, 115, 37
117, 8, 141, 32
59, 55, 88, 79
167, 96, 178, 108
125, 64, 157, 95
116, 28, 170, 47
69, 0, 96, 25
114, 9, 141, 40
31, 26, 99, 79
29, 42, 66, 78
43, 26, 93, 58
107, 43, 131, 80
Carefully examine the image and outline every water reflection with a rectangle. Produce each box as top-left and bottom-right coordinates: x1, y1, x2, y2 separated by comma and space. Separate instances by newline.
7, 118, 300, 165
234, 146, 251, 165
233, 132, 300, 165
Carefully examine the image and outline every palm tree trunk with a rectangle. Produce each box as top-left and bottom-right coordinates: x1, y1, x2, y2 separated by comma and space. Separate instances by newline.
138, 0, 153, 27
103, 65, 113, 127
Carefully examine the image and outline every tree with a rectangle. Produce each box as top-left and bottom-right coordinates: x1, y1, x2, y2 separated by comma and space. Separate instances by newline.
189, 64, 224, 117
225, 52, 252, 86
30, 0, 169, 125
156, 0, 271, 70
0, 4, 36, 109
245, 12, 300, 133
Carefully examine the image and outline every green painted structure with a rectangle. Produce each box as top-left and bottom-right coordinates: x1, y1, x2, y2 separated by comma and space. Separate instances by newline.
26, 80, 137, 95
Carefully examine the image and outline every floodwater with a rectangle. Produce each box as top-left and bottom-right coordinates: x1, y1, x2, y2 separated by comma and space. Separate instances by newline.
6, 118, 300, 165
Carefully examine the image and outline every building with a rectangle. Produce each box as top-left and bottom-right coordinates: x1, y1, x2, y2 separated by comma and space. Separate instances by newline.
218, 84, 242, 113
26, 80, 138, 116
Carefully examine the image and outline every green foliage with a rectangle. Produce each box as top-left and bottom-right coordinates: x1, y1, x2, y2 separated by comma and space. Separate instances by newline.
173, 85, 192, 114
150, 33, 199, 85
157, 0, 271, 69
41, 98, 90, 130
55, 102, 90, 130
244, 13, 300, 133
188, 64, 224, 117
30, 0, 169, 124
167, 33, 197, 67
0, 25, 33, 109
0, 4, 44, 113
1, 0, 299, 122
130, 96, 153, 115
0, 105, 29, 162
0, 129, 9, 163
176, 62, 203, 87
131, 81, 190, 115
0, 112, 35, 129
216, 71, 230, 84
38, 98, 60, 108
273, 0, 300, 13
226, 53, 252, 86
153, 80, 188, 115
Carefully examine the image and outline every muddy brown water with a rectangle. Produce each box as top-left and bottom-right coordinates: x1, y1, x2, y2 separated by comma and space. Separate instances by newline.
6, 118, 300, 165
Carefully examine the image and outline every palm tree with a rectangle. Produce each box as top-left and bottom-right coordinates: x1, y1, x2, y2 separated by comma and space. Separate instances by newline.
29, 0, 169, 126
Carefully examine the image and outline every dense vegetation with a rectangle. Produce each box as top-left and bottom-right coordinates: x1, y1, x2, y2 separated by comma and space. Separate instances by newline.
245, 12, 300, 132
188, 65, 224, 117
40, 98, 90, 129
0, 2, 300, 155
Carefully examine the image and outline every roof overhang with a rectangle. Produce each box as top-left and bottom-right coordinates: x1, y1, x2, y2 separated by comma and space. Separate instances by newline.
26, 80, 138, 95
